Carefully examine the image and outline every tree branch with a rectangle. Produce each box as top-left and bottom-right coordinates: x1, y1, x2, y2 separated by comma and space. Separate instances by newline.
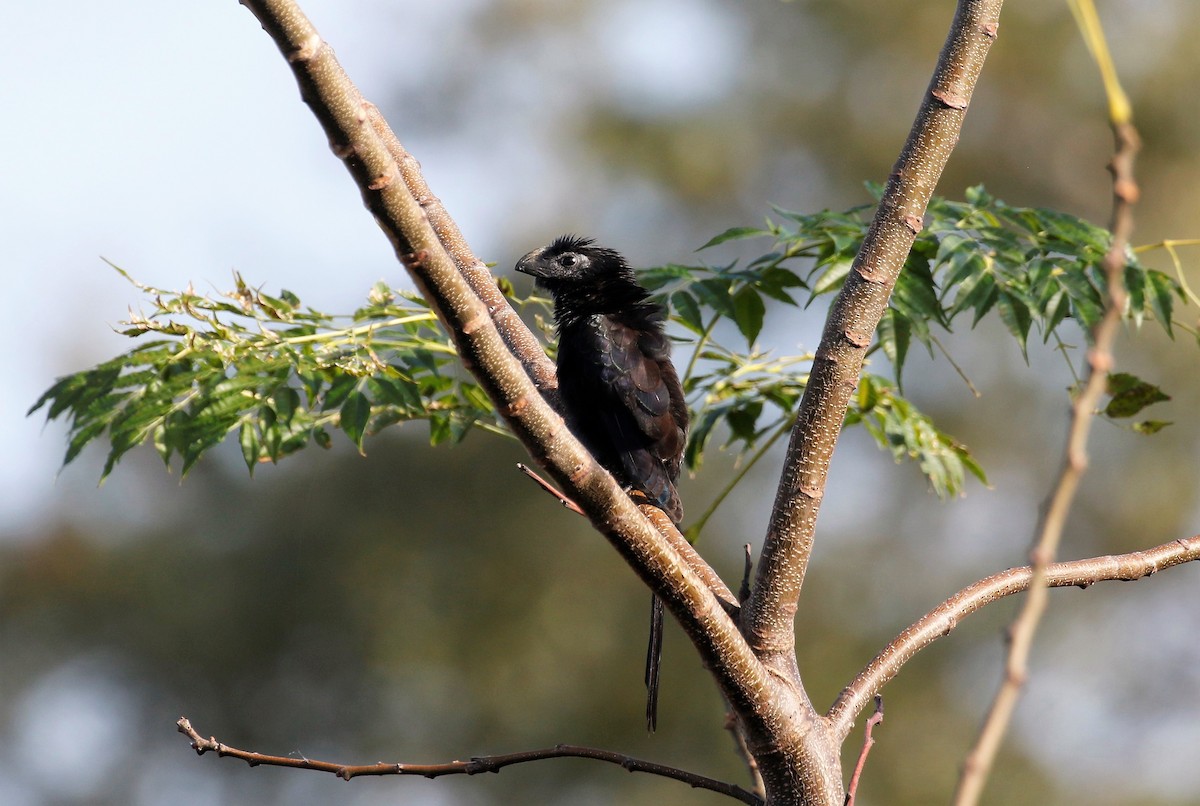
745, 0, 1005, 675
731, 5, 1004, 800
363, 106, 560, 402
844, 696, 884, 806
952, 7, 1141, 797
176, 717, 762, 804
826, 535, 1200, 741
236, 0, 775, 789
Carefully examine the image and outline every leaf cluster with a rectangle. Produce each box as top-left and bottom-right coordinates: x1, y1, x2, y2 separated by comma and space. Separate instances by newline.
29, 269, 499, 480
639, 221, 988, 506
32, 188, 1188, 512
686, 184, 1184, 437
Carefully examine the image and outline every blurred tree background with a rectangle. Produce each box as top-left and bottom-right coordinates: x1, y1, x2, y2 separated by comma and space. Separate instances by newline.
3, 1, 1199, 804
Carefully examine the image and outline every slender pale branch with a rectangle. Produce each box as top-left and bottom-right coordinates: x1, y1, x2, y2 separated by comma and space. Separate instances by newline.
952, 5, 1141, 796
746, 0, 1005, 675
514, 464, 739, 611
827, 535, 1200, 741
516, 462, 587, 516
176, 717, 762, 804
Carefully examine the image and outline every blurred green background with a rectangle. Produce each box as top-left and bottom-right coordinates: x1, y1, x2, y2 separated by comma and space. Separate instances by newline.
3, 2, 1199, 804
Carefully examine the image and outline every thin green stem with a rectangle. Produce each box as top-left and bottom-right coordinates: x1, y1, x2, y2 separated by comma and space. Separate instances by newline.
685, 416, 794, 542
1162, 241, 1200, 309
930, 333, 981, 398
278, 313, 439, 346
682, 314, 721, 387
1051, 330, 1082, 388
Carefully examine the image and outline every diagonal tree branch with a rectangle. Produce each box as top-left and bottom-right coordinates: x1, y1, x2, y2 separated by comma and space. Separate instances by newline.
516, 463, 738, 610
176, 717, 763, 804
826, 535, 1200, 742
235, 0, 797, 795
234, 0, 732, 665
364, 107, 560, 402
744, 0, 1005, 677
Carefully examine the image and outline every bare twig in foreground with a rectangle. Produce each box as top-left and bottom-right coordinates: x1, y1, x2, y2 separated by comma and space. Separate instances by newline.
952, 3, 1141, 798
844, 696, 884, 806
176, 717, 762, 804
517, 462, 586, 516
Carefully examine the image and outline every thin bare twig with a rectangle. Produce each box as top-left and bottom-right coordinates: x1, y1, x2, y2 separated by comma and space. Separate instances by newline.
177, 717, 762, 804
517, 462, 586, 516
724, 708, 766, 800
844, 696, 884, 806
739, 544, 754, 605
952, 4, 1140, 799
827, 535, 1200, 740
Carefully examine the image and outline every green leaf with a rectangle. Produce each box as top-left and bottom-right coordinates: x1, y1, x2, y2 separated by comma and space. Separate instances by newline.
429, 412, 452, 446
1105, 372, 1169, 418
876, 309, 912, 389
1132, 420, 1172, 435
239, 423, 260, 472
809, 258, 853, 299
692, 278, 737, 319
1146, 270, 1177, 337
732, 286, 766, 344
698, 226, 770, 250
995, 290, 1033, 358
670, 290, 705, 334
339, 388, 371, 450
685, 406, 725, 471
754, 266, 806, 304
272, 387, 300, 424
725, 401, 764, 445
892, 262, 945, 329
638, 263, 697, 291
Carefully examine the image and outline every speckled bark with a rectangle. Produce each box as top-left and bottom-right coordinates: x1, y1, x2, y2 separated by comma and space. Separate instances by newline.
238, 2, 1006, 804
746, 0, 1003, 674
738, 5, 1004, 801
237, 0, 776, 787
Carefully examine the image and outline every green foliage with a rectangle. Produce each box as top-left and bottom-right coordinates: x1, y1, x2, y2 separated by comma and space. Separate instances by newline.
640, 257, 987, 503
697, 184, 1183, 377
1101, 371, 1172, 434
655, 184, 1184, 499
32, 187, 1189, 517
29, 268, 503, 480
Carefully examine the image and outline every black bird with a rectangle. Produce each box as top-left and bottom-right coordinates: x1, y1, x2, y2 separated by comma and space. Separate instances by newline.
516, 235, 688, 731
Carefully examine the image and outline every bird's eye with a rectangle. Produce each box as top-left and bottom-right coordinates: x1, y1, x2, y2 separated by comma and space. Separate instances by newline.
560, 254, 577, 267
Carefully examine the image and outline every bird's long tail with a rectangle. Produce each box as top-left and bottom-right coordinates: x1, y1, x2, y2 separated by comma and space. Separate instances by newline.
645, 593, 664, 731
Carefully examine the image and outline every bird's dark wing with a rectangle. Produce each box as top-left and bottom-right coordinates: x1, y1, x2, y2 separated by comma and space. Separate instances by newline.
558, 315, 686, 521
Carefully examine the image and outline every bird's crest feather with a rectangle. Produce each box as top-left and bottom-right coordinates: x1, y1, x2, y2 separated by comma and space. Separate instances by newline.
547, 234, 595, 254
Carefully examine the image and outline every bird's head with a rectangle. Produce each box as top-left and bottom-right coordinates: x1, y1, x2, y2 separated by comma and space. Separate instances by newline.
515, 235, 656, 325
515, 235, 634, 291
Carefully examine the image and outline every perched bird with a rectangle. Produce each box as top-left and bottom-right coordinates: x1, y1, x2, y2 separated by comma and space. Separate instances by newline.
516, 235, 688, 731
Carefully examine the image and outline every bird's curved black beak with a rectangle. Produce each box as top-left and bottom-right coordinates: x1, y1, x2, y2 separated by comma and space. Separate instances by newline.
515, 248, 547, 279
